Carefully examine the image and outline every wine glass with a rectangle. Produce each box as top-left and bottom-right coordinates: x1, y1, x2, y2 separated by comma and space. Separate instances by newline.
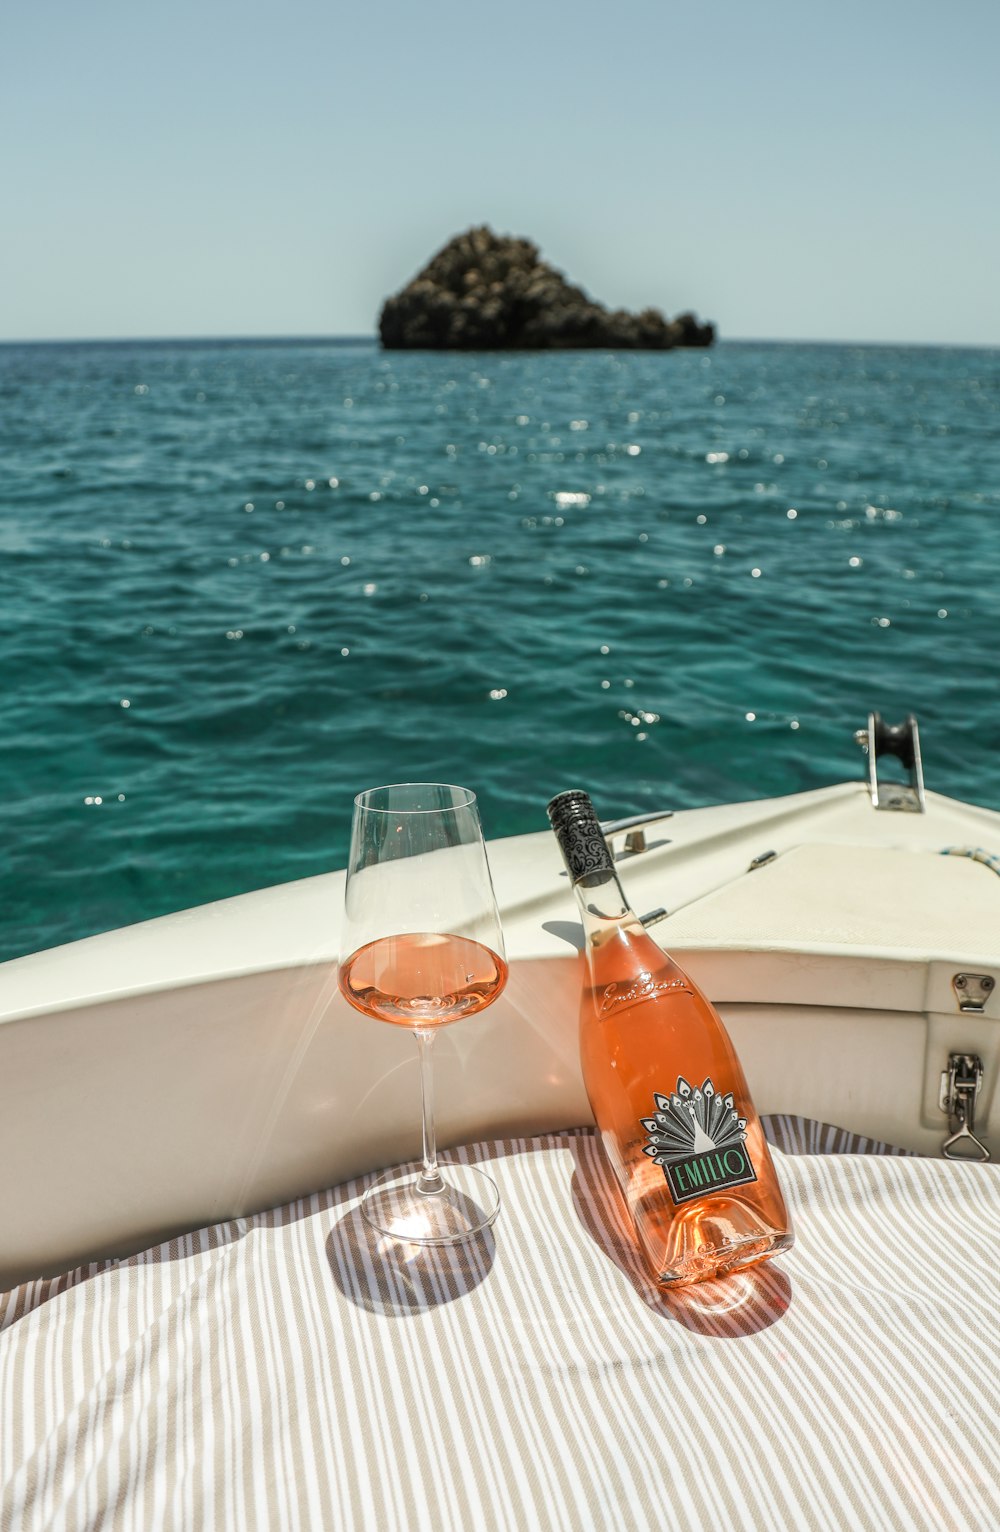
338, 783, 508, 1245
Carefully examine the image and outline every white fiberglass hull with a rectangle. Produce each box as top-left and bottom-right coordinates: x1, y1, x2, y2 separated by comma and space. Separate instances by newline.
2, 780, 999, 1287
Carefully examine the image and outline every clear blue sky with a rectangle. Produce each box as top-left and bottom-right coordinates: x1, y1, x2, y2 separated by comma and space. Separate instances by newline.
4, 0, 998, 344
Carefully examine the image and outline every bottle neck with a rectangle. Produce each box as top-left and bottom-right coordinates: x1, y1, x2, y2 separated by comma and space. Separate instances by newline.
573, 865, 645, 951
546, 789, 646, 953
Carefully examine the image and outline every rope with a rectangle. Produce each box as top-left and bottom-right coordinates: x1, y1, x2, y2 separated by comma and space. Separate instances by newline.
939, 846, 1000, 876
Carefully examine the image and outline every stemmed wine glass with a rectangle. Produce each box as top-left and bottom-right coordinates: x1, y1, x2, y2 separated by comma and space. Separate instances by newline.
338, 783, 508, 1244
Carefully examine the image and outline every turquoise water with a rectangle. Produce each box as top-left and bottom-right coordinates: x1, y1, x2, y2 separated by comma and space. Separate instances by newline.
2, 338, 999, 962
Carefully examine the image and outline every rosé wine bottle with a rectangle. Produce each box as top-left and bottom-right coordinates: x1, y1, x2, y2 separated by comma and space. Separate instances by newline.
547, 790, 794, 1288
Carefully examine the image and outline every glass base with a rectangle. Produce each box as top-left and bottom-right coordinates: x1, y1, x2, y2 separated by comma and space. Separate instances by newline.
361, 1160, 500, 1246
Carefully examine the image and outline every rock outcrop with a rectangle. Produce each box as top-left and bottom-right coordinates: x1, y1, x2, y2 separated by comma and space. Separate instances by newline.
379, 227, 715, 351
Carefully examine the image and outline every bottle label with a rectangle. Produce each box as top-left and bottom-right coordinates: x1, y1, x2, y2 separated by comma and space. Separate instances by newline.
641, 1077, 757, 1206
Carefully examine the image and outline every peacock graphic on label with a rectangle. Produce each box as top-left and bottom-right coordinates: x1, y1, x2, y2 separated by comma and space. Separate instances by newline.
641, 1077, 758, 1205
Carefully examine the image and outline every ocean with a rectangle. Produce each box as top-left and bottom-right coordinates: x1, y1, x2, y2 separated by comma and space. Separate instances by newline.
2, 338, 999, 962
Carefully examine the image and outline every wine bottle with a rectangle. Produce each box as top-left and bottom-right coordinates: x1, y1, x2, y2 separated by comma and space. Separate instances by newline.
547, 789, 794, 1288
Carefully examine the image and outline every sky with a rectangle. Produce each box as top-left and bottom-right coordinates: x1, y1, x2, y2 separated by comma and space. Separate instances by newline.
3, 0, 999, 345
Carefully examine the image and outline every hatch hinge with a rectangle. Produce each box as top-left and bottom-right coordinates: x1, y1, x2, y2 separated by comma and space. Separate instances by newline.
939, 1052, 990, 1161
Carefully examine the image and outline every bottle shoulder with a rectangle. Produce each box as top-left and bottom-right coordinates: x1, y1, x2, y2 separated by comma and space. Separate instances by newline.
586, 924, 687, 986
583, 926, 724, 1037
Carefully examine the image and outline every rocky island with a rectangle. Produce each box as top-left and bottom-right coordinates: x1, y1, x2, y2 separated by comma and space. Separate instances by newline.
379, 227, 715, 351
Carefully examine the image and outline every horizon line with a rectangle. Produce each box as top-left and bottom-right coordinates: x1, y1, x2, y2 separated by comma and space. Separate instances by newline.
1, 333, 998, 351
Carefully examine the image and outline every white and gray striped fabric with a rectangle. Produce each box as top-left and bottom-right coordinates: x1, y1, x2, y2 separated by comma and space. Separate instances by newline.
3, 1120, 999, 1532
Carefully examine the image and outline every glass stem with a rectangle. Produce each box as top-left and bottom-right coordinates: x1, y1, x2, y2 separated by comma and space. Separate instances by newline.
415, 1030, 444, 1196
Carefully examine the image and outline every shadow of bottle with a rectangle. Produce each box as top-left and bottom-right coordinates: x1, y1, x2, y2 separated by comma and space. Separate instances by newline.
568, 1138, 792, 1338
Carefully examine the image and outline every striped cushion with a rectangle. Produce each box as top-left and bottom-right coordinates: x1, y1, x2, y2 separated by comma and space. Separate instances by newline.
3, 1122, 999, 1530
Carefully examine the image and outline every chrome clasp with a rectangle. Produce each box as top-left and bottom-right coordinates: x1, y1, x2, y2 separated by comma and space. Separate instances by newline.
939, 1052, 990, 1162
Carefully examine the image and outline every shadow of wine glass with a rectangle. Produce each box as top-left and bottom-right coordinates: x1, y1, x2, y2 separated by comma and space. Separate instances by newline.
326, 1202, 495, 1319
569, 1139, 792, 1338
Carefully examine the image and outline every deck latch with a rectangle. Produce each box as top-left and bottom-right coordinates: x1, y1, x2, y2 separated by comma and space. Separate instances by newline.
952, 972, 995, 1012
939, 1052, 990, 1161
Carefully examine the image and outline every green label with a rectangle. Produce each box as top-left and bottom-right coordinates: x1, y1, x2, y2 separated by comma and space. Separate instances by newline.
664, 1143, 757, 1205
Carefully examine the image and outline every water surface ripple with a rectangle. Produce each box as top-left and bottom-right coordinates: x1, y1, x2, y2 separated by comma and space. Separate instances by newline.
2, 339, 999, 959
